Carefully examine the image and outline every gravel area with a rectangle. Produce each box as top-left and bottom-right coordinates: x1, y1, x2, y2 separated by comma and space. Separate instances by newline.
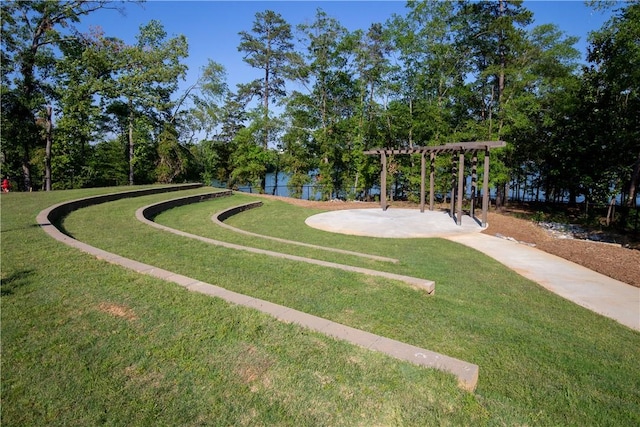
248, 194, 640, 288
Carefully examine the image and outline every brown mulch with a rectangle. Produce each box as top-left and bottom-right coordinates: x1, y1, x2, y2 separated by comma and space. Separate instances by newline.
481, 211, 640, 288
249, 194, 640, 288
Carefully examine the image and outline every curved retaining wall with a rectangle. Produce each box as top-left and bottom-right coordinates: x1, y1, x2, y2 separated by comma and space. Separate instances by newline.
216, 200, 264, 222
44, 184, 204, 228
138, 197, 434, 293
213, 201, 399, 263
38, 187, 478, 392
141, 190, 233, 219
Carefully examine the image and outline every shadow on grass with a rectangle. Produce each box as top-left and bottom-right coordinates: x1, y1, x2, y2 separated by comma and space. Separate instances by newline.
51, 217, 76, 239
1, 269, 35, 296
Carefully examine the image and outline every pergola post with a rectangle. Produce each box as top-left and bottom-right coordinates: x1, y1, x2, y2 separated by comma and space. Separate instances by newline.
429, 152, 435, 211
381, 151, 387, 211
482, 149, 490, 226
457, 151, 465, 225
362, 141, 505, 222
450, 153, 456, 219
471, 151, 478, 219
420, 152, 426, 213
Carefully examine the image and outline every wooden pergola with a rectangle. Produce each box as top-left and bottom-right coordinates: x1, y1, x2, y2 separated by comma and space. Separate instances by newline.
364, 141, 506, 227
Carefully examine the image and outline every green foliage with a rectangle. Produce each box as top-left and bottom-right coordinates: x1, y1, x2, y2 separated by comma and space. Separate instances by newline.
388, 0, 462, 144
280, 119, 314, 198
238, 10, 299, 151
0, 0, 121, 190
53, 29, 123, 189
230, 122, 270, 190
586, 2, 640, 206
197, 139, 233, 185
188, 60, 229, 140
156, 124, 189, 183
110, 19, 189, 185
191, 91, 246, 186
87, 138, 129, 187
2, 0, 637, 210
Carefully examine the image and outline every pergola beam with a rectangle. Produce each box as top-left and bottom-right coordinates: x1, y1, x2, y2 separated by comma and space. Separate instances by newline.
364, 140, 506, 156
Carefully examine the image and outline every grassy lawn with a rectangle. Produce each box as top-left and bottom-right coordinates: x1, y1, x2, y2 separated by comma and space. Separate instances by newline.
2, 187, 639, 425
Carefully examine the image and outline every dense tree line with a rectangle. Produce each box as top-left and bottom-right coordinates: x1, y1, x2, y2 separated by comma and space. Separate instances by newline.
1, 0, 638, 208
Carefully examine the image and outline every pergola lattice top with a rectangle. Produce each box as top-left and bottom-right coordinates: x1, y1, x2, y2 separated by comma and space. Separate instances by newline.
364, 141, 506, 155
364, 141, 506, 226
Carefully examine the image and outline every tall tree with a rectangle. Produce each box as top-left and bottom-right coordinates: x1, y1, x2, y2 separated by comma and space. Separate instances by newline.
587, 2, 640, 206
53, 27, 122, 189
513, 23, 580, 203
155, 60, 228, 185
352, 23, 393, 198
288, 8, 359, 199
386, 1, 466, 201
188, 60, 229, 140
237, 10, 298, 149
186, 62, 238, 185
458, 0, 533, 139
0, 0, 123, 190
229, 110, 271, 191
457, 0, 533, 207
388, 0, 464, 146
202, 93, 247, 185
110, 20, 188, 185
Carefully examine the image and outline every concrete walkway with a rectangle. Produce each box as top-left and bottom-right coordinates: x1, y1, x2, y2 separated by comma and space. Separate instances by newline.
307, 208, 640, 332
447, 233, 640, 331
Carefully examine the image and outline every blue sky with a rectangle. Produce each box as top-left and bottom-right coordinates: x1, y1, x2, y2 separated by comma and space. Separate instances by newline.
77, 1, 619, 98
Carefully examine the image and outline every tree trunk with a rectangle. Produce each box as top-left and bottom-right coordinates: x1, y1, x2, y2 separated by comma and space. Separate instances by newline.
487, 86, 494, 138
20, 62, 37, 192
22, 161, 32, 192
44, 106, 52, 191
263, 67, 269, 149
19, 12, 51, 192
568, 188, 577, 206
504, 180, 510, 206
626, 149, 640, 207
271, 160, 279, 196
496, 183, 507, 211
354, 171, 359, 199
496, 0, 506, 139
606, 196, 616, 226
408, 98, 413, 148
128, 98, 134, 186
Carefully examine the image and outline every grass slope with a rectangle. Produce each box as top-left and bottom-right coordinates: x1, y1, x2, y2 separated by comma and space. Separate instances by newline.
2, 187, 639, 426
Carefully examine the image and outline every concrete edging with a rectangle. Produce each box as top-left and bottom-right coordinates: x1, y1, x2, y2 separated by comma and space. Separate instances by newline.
212, 201, 400, 263
41, 184, 204, 226
137, 196, 435, 294
37, 186, 479, 391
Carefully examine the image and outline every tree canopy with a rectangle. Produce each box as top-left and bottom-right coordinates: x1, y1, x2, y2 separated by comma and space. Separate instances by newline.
1, 0, 637, 210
